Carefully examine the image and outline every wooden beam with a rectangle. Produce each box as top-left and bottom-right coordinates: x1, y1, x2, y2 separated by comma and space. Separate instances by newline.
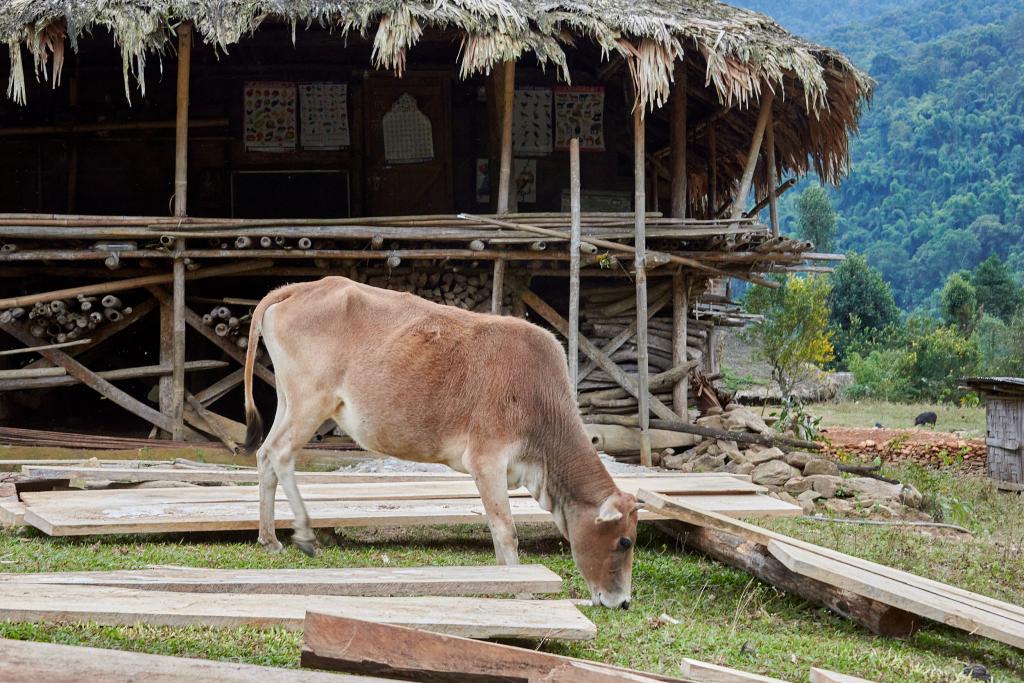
671, 271, 688, 417
173, 22, 191, 217
171, 255, 186, 439
679, 659, 788, 683
0, 360, 227, 391
670, 65, 687, 219
19, 467, 473, 485
496, 60, 515, 214
158, 295, 174, 435
518, 289, 679, 423
0, 323, 199, 437
194, 368, 245, 407
302, 611, 686, 682
730, 91, 774, 220
0, 639, 360, 683
633, 103, 652, 467
578, 291, 671, 382
707, 124, 717, 217
0, 564, 562, 597
0, 259, 272, 310
765, 108, 779, 236
568, 138, 582, 392
745, 178, 796, 219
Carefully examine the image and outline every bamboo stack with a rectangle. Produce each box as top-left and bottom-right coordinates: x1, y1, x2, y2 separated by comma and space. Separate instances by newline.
4, 295, 132, 343
199, 305, 250, 348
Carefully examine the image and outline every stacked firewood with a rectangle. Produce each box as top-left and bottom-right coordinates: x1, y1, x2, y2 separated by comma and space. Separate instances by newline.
1, 295, 132, 342
363, 267, 512, 313
200, 306, 250, 348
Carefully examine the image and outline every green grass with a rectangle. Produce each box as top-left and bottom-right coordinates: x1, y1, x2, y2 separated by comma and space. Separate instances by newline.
1, 465, 1023, 681
810, 400, 986, 436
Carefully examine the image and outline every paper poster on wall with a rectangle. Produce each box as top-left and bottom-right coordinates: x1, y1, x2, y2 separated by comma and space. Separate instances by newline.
512, 87, 552, 156
299, 82, 350, 149
475, 158, 537, 204
382, 93, 434, 164
554, 86, 605, 151
244, 82, 297, 152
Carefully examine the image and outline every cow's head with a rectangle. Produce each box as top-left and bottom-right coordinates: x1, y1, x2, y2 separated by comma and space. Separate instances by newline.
564, 489, 640, 609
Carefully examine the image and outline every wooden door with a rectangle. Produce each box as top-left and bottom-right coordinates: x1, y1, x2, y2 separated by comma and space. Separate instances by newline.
364, 74, 452, 216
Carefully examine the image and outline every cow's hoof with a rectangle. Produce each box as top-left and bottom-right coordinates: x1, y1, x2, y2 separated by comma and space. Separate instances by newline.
293, 534, 319, 557
259, 537, 284, 554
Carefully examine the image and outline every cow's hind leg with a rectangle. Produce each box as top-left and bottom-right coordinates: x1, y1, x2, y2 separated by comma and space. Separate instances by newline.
465, 443, 519, 566
256, 390, 288, 553
262, 393, 334, 556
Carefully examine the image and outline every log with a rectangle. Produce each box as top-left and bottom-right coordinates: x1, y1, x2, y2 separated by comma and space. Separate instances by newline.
764, 109, 778, 236
0, 260, 272, 310
301, 611, 685, 683
672, 270, 688, 416
0, 360, 228, 391
579, 414, 821, 451
583, 424, 697, 455
654, 520, 919, 638
496, 60, 515, 214
568, 138, 581, 392
670, 65, 687, 220
730, 91, 774, 220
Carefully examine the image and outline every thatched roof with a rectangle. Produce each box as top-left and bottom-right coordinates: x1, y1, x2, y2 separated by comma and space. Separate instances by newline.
1, 0, 873, 185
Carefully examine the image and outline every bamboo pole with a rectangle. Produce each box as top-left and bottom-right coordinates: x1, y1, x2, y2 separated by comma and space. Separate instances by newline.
765, 109, 779, 236
746, 178, 796, 218
730, 90, 774, 220
0, 360, 227, 391
0, 339, 91, 357
490, 258, 506, 315
568, 139, 581, 394
174, 22, 191, 217
672, 270, 688, 418
670, 65, 687, 220
0, 260, 271, 310
0, 119, 227, 138
633, 103, 652, 467
707, 125, 717, 217
496, 60, 515, 215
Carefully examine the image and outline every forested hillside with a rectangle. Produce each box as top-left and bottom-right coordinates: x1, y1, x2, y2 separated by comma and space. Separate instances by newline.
737, 0, 1024, 310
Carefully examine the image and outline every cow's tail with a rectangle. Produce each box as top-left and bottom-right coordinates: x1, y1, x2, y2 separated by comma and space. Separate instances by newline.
243, 287, 293, 455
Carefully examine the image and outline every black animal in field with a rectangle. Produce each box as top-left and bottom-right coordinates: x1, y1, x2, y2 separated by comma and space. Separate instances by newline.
914, 411, 937, 427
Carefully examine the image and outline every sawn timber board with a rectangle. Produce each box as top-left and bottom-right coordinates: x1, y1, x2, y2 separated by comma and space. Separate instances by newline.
0, 564, 562, 596
0, 583, 596, 640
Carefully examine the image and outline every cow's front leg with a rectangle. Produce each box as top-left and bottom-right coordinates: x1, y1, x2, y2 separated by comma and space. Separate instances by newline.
467, 451, 519, 566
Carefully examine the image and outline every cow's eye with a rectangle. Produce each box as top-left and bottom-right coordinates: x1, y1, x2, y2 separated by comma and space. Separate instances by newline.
618, 537, 632, 550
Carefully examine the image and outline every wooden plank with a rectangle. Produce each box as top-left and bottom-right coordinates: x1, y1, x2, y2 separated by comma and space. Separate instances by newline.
768, 540, 1024, 649
22, 493, 799, 536
301, 610, 687, 682
0, 499, 25, 526
0, 584, 596, 639
809, 669, 877, 683
0, 564, 562, 596
679, 659, 789, 683
21, 465, 472, 483
639, 491, 1024, 635
0, 638, 386, 683
20, 475, 768, 507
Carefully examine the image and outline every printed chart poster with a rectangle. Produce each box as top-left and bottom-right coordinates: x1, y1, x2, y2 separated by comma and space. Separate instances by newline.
475, 158, 537, 204
244, 82, 297, 152
382, 93, 434, 164
554, 86, 605, 151
512, 87, 552, 156
299, 82, 350, 149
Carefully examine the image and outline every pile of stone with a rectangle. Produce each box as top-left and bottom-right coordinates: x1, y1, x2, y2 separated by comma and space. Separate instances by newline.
660, 404, 924, 517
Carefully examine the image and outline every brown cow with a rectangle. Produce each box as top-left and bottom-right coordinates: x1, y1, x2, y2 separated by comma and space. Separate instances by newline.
242, 276, 639, 608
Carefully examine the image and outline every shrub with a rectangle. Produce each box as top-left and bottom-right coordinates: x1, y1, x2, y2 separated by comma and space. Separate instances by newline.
909, 325, 979, 402
845, 348, 916, 401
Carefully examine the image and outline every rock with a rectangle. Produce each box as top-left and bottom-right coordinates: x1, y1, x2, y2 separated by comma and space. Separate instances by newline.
691, 454, 727, 473
843, 477, 903, 502
806, 474, 844, 498
723, 407, 771, 434
776, 491, 800, 507
726, 450, 749, 464
785, 451, 815, 468
784, 477, 813, 494
717, 440, 741, 460
746, 446, 785, 465
725, 403, 743, 412
797, 489, 823, 503
705, 443, 721, 457
751, 460, 800, 488
824, 498, 855, 515
734, 462, 754, 476
871, 504, 897, 518
800, 498, 817, 515
722, 460, 739, 474
803, 458, 841, 477
704, 406, 723, 416
692, 440, 713, 455
900, 484, 923, 509
661, 453, 691, 470
696, 415, 726, 431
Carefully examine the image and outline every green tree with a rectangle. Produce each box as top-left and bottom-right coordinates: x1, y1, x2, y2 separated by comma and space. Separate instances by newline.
972, 255, 1022, 322
939, 272, 978, 332
795, 186, 838, 252
910, 325, 979, 402
742, 275, 834, 397
828, 253, 900, 364
846, 348, 916, 402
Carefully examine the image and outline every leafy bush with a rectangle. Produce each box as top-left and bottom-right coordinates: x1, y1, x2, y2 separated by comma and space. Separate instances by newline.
845, 349, 916, 401
909, 325, 979, 402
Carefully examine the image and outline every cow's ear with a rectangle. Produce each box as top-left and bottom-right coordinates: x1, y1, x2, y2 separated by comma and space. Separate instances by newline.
595, 495, 623, 524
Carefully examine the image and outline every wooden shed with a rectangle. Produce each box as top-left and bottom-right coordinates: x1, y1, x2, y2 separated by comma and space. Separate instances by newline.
0, 1, 871, 465
962, 378, 1024, 490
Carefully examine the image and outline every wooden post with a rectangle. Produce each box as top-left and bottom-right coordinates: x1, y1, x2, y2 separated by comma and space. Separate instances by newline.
672, 271, 688, 418
765, 109, 779, 236
568, 139, 581, 394
169, 21, 192, 440
496, 60, 515, 215
707, 125, 717, 218
730, 90, 774, 220
670, 65, 687, 220
633, 102, 652, 467
490, 258, 506, 315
